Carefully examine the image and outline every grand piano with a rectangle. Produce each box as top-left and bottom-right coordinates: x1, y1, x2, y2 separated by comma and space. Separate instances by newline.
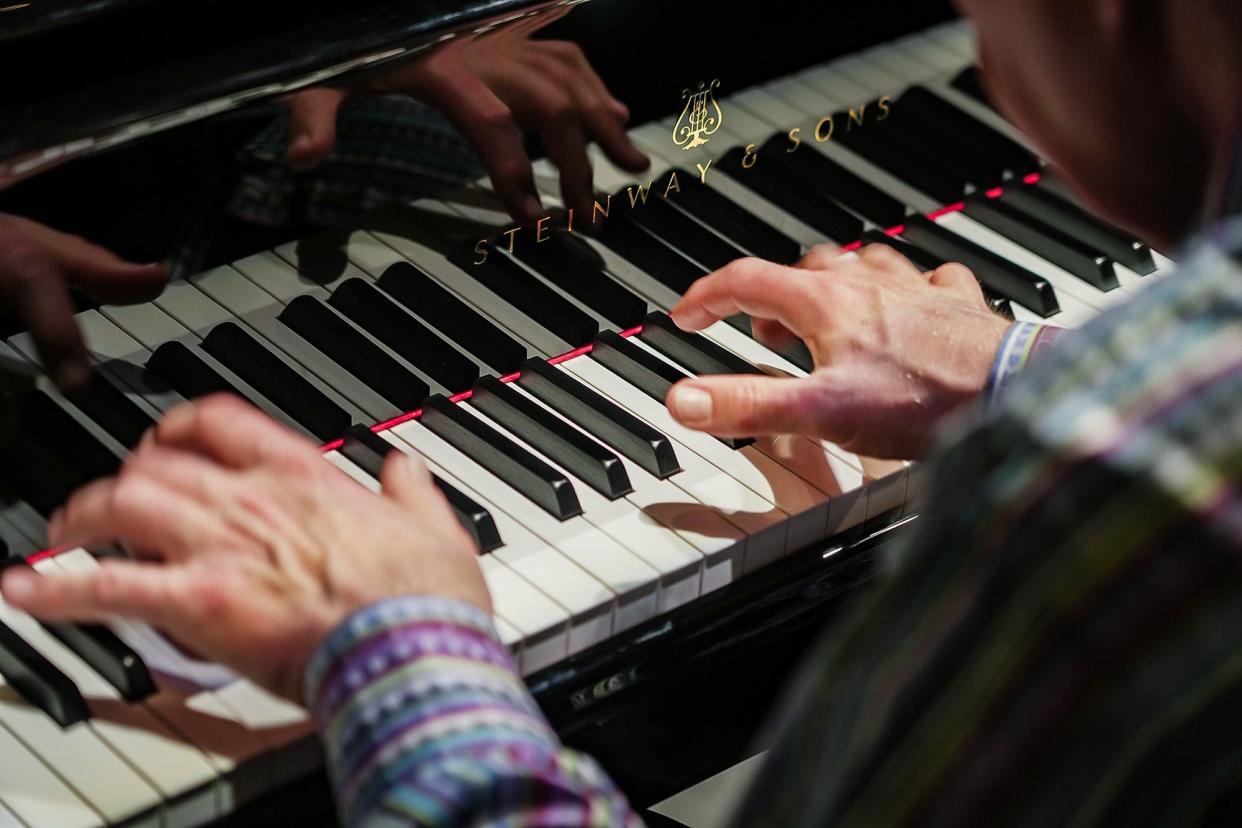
0, 1, 1176, 825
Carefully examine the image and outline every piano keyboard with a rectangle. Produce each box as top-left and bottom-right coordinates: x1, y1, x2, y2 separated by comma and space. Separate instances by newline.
0, 19, 1175, 827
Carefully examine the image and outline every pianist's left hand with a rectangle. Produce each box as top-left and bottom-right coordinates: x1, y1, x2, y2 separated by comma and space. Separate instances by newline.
0, 393, 489, 703
665, 244, 1013, 460
0, 213, 166, 391
282, 17, 648, 224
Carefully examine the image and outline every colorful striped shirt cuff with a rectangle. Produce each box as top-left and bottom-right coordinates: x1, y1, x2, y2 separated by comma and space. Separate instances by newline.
304, 596, 639, 827
984, 321, 1065, 408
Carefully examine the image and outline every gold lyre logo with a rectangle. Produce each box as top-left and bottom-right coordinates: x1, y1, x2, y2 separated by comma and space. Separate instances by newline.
672, 79, 723, 150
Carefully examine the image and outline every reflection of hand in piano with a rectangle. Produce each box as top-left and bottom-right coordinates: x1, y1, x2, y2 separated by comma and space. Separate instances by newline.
0, 393, 489, 704
665, 242, 1011, 460
0, 214, 166, 393
283, 7, 649, 224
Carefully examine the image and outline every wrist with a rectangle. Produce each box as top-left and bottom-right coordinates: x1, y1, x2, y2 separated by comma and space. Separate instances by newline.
304, 595, 509, 716
985, 321, 1065, 408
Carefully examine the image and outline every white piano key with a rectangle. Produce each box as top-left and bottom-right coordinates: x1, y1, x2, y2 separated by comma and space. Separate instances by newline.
457, 402, 705, 613
209, 680, 318, 788
946, 211, 1133, 309
477, 557, 571, 675
101, 302, 194, 352
0, 513, 39, 557
925, 19, 977, 63
855, 45, 941, 87
48, 549, 277, 811
935, 212, 1100, 326
795, 65, 874, 110
0, 714, 102, 828
322, 449, 576, 669
153, 279, 236, 337
503, 382, 749, 593
389, 448, 613, 658
559, 358, 804, 573
380, 420, 657, 638
0, 800, 23, 828
188, 265, 379, 422
832, 54, 907, 95
0, 591, 162, 826
491, 616, 524, 667
892, 31, 969, 75
233, 249, 355, 300
3, 564, 219, 827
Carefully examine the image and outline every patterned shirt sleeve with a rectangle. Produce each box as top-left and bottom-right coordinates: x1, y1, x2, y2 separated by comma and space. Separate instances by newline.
304, 596, 641, 828
983, 321, 1066, 408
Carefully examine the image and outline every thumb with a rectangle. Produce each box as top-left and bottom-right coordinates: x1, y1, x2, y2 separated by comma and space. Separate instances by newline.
284, 88, 347, 170
666, 375, 823, 437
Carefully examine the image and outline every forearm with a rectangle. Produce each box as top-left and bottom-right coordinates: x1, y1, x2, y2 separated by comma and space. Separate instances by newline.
306, 596, 641, 828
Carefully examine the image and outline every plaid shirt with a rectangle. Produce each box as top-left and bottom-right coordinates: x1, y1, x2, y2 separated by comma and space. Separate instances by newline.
306, 178, 1242, 827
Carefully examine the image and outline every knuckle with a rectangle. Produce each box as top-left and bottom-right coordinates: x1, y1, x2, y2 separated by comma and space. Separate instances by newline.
476, 100, 515, 131
90, 565, 125, 607
860, 243, 901, 267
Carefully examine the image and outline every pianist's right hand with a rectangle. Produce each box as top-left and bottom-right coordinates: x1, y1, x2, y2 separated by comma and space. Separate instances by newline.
0, 213, 165, 391
0, 394, 489, 703
666, 244, 1013, 460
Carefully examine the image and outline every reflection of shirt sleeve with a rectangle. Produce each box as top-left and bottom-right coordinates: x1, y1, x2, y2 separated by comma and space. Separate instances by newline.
983, 321, 1066, 408
304, 596, 641, 828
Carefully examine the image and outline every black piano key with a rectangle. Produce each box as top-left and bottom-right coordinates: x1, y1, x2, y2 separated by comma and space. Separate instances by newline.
517, 358, 681, 479
624, 187, 750, 272
898, 86, 1041, 176
833, 114, 969, 204
596, 204, 707, 295
591, 331, 754, 450
42, 619, 155, 702
951, 65, 992, 108
639, 311, 765, 378
857, 230, 1013, 317
0, 604, 89, 727
447, 244, 599, 348
377, 261, 528, 374
64, 372, 154, 450
720, 146, 865, 242
1006, 185, 1158, 275
882, 106, 1007, 189
471, 376, 632, 500
761, 134, 907, 227
888, 98, 1021, 186
328, 279, 480, 394
147, 340, 244, 402
339, 425, 502, 552
16, 391, 121, 485
420, 395, 582, 520
0, 441, 77, 517
279, 295, 430, 410
667, 169, 802, 263
202, 323, 351, 442
962, 196, 1120, 291
901, 215, 1060, 317
510, 233, 648, 329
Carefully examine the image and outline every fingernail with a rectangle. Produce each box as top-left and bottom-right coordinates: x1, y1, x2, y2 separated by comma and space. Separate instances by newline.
1, 570, 35, 603
55, 358, 91, 391
670, 309, 706, 332
670, 384, 713, 424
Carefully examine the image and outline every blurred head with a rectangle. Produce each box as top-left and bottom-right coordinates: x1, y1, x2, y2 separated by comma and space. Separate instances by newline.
954, 0, 1242, 248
